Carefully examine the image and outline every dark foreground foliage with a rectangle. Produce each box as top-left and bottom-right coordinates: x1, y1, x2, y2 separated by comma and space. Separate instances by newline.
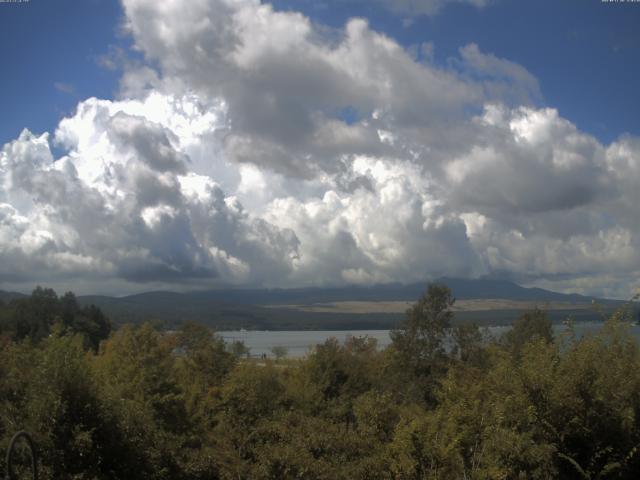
1, 285, 640, 479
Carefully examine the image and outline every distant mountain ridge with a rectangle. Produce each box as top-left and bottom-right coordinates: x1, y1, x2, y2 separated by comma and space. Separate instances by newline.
83, 277, 601, 305
0, 278, 622, 330
0, 277, 603, 305
0, 290, 27, 303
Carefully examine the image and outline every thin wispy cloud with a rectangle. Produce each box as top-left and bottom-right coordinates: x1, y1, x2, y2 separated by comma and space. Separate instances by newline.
53, 82, 76, 95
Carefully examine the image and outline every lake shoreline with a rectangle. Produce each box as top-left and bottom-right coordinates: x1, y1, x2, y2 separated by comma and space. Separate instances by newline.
219, 321, 640, 358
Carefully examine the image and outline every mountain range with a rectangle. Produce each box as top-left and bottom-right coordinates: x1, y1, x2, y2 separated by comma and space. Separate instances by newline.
2, 278, 631, 330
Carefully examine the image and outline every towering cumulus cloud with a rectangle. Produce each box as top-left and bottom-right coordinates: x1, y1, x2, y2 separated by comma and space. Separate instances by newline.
1, 0, 639, 296
1, 95, 299, 291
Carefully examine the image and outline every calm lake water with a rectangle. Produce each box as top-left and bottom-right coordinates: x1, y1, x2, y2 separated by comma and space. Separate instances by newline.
220, 322, 640, 358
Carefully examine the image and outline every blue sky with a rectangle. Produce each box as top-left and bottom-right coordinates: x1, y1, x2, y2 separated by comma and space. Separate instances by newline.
0, 0, 126, 146
1, 0, 639, 147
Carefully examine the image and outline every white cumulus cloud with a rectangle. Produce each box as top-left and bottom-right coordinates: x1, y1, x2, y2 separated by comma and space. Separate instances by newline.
1, 0, 640, 298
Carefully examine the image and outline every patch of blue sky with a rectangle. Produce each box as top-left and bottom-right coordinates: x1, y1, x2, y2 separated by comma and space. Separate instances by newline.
0, 0, 128, 146
272, 0, 640, 144
1, 0, 639, 149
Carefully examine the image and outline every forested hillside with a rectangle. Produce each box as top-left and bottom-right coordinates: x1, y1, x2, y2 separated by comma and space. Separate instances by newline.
1, 285, 640, 479
56, 278, 626, 329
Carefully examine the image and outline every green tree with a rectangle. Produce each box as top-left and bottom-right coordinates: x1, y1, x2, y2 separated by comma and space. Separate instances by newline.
0, 288, 110, 349
451, 322, 490, 368
215, 364, 287, 478
0, 333, 138, 479
9, 287, 59, 342
271, 345, 288, 360
174, 321, 235, 438
389, 283, 455, 404
92, 323, 188, 479
229, 340, 250, 358
304, 336, 380, 403
502, 307, 553, 356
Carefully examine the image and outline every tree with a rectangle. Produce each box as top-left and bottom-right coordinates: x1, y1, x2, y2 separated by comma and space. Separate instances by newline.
0, 289, 110, 349
177, 321, 235, 383
0, 333, 139, 479
229, 340, 250, 358
271, 345, 288, 360
303, 336, 381, 403
451, 322, 489, 368
175, 321, 235, 428
502, 307, 553, 356
9, 287, 59, 342
389, 283, 455, 404
391, 283, 455, 364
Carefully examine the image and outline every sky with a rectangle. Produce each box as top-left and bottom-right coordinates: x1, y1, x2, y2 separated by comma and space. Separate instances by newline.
0, 0, 639, 297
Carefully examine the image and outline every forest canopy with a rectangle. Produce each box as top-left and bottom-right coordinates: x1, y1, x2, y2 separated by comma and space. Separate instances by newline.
1, 285, 639, 479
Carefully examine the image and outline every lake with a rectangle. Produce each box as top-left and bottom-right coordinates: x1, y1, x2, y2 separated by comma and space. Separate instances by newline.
220, 321, 640, 358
